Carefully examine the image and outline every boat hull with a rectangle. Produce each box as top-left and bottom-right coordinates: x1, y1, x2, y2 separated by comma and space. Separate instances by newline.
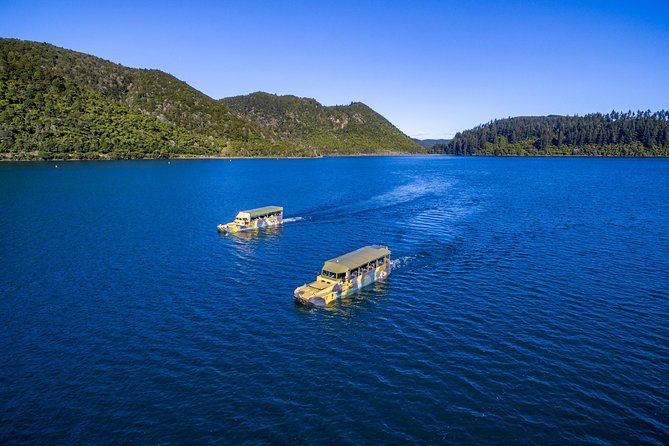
294, 263, 390, 307
218, 215, 283, 234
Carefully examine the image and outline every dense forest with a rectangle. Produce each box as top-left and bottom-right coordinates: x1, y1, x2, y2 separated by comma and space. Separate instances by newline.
0, 39, 422, 160
434, 112, 669, 156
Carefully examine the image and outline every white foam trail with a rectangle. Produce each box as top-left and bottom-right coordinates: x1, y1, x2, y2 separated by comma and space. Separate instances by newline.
391, 256, 416, 270
283, 217, 305, 223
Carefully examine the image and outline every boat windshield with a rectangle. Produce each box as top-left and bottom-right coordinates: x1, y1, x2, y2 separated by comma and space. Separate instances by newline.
321, 270, 344, 279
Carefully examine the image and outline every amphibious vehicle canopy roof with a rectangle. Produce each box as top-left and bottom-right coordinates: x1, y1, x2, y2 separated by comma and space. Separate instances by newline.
238, 206, 283, 218
322, 245, 391, 274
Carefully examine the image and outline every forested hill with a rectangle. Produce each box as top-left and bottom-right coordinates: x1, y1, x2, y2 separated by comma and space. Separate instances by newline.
0, 38, 422, 159
221, 92, 421, 153
413, 138, 451, 149
434, 112, 669, 156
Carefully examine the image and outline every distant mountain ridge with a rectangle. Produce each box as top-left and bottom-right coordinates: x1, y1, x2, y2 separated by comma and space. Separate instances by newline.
0, 38, 422, 159
413, 138, 451, 149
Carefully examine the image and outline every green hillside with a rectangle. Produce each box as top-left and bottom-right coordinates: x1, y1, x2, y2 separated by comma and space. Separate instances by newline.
0, 39, 270, 159
221, 92, 422, 154
0, 39, 420, 159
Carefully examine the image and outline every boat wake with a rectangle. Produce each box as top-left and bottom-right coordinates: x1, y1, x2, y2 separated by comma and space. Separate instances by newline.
364, 178, 451, 209
390, 242, 460, 273
282, 216, 306, 223
346, 177, 451, 216
390, 255, 416, 270
295, 177, 452, 223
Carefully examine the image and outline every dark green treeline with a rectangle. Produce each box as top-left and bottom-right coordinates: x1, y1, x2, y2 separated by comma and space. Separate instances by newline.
434, 112, 669, 156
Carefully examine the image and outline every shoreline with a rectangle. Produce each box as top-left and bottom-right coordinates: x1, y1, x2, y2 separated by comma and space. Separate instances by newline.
1, 153, 668, 162
0, 152, 425, 162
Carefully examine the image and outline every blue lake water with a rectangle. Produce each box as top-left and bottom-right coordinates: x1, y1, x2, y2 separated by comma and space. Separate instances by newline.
1, 156, 668, 444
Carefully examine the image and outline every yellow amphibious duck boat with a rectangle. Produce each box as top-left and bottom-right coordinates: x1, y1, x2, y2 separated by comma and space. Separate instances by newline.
294, 245, 391, 307
217, 206, 283, 234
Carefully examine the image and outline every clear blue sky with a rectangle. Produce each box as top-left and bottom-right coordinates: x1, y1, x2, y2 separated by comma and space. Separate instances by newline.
1, 0, 668, 139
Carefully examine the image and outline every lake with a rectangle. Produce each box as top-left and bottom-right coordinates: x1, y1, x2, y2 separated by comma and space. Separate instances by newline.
1, 156, 668, 444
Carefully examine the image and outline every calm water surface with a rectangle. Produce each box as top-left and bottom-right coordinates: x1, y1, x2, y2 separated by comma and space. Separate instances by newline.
1, 157, 668, 444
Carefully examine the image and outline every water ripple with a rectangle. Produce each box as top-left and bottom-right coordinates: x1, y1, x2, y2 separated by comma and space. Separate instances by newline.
1, 158, 668, 444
